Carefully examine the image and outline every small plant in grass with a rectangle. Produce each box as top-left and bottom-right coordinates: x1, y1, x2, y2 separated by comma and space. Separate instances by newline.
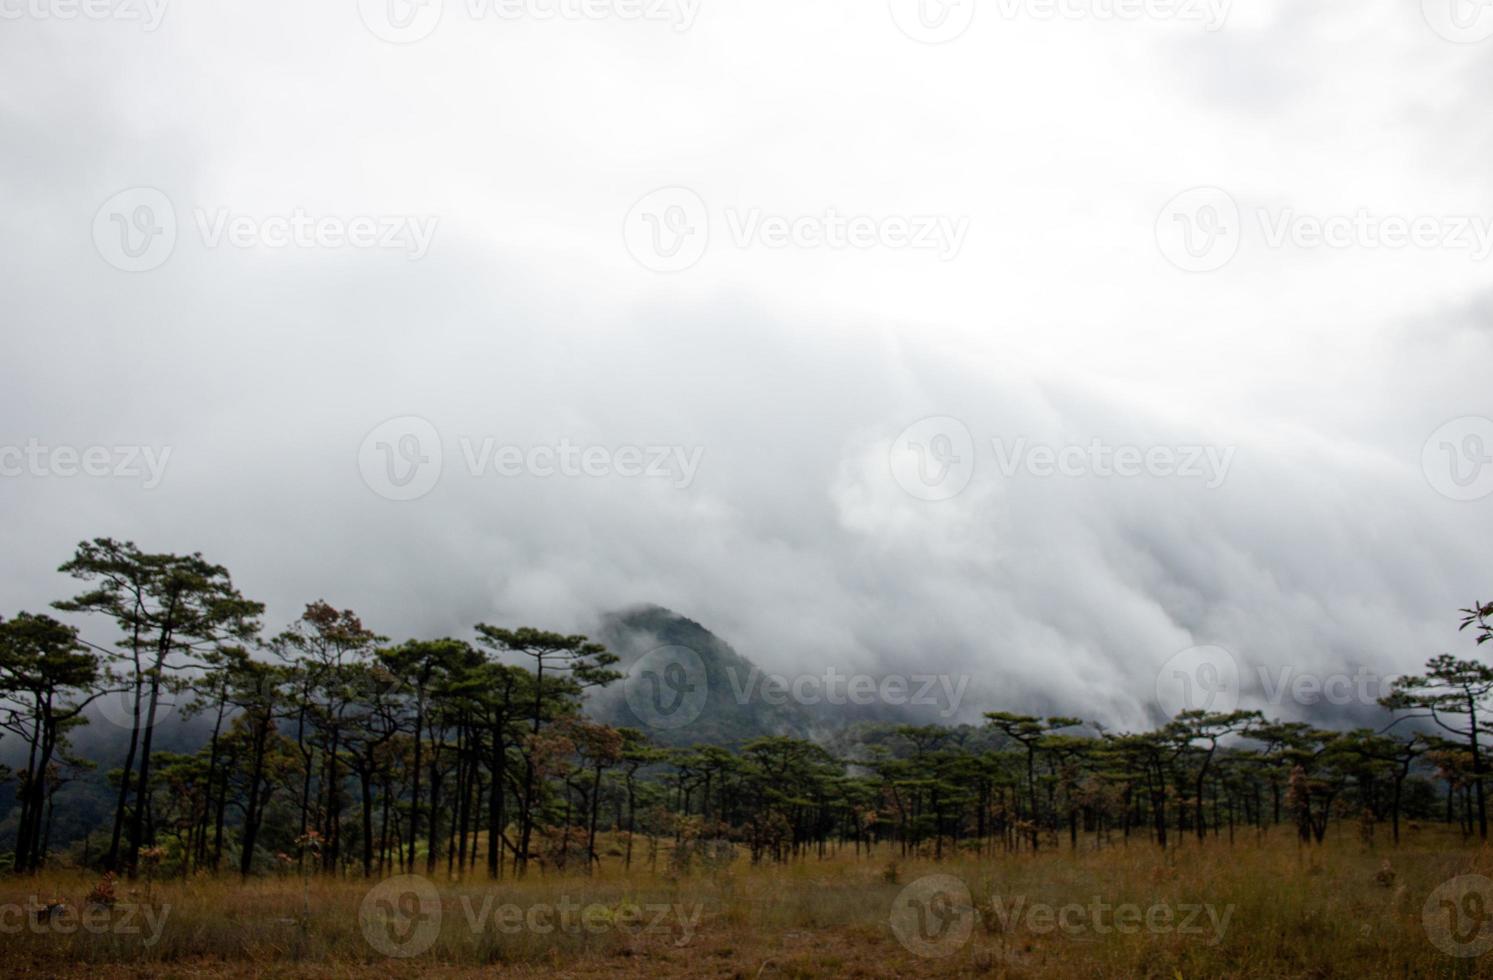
139, 847, 166, 903
295, 831, 324, 929
86, 870, 118, 909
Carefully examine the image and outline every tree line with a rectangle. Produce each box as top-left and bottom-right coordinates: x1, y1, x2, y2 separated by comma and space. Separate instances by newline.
2, 537, 1489, 878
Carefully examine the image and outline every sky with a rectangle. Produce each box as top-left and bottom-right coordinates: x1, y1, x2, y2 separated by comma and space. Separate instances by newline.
1, 0, 1491, 731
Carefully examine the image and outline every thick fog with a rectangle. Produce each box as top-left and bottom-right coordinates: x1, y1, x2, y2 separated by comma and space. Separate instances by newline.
2, 0, 1490, 730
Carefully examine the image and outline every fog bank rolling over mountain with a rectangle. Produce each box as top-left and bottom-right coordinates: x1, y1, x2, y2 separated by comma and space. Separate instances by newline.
1, 0, 1490, 732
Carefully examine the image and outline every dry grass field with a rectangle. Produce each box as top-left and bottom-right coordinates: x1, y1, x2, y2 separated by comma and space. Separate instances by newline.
3, 826, 1492, 978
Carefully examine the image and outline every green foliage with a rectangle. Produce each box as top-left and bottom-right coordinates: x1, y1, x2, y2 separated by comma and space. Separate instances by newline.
4, 542, 1492, 881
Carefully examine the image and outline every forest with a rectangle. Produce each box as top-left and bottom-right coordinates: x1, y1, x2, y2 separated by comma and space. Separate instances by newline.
3, 536, 1488, 883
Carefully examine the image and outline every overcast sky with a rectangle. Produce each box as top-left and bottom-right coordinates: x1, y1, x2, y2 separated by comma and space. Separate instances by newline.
2, 0, 1490, 730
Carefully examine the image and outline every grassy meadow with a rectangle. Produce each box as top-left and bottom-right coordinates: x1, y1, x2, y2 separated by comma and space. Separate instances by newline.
2, 825, 1491, 978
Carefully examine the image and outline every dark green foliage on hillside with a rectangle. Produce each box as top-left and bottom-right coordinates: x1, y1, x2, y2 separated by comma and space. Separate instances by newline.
590, 605, 816, 748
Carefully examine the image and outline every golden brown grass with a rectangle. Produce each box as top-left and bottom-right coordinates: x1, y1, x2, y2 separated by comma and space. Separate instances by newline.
2, 825, 1491, 978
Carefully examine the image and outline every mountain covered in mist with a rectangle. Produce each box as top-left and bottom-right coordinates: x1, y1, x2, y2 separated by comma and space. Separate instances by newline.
586, 604, 964, 747
587, 605, 819, 747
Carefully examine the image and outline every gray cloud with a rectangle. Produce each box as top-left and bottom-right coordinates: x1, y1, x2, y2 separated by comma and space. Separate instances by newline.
2, 0, 1490, 732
